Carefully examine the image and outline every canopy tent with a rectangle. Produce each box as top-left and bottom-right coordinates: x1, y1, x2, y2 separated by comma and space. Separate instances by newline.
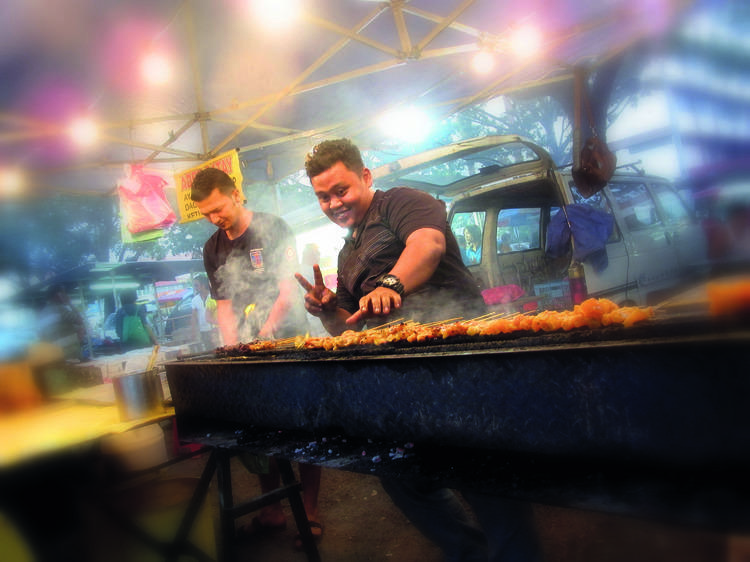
0, 0, 696, 198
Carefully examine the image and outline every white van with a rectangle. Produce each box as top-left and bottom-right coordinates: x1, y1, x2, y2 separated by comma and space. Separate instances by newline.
372, 135, 708, 310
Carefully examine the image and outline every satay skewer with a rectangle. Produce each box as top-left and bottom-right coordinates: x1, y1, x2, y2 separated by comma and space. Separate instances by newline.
369, 318, 406, 331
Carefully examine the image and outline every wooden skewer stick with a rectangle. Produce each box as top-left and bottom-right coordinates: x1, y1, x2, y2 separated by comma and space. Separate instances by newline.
420, 317, 463, 328
369, 318, 406, 331
468, 312, 498, 322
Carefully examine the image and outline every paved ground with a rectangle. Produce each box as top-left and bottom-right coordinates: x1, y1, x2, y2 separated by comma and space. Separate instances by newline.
0, 427, 737, 562
148, 452, 729, 562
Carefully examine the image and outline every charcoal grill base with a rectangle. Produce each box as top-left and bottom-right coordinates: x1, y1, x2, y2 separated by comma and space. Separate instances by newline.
178, 425, 750, 534
166, 318, 750, 531
167, 325, 750, 468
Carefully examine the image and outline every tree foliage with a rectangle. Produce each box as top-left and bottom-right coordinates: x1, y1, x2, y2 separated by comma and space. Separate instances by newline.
446, 95, 574, 166
0, 194, 117, 281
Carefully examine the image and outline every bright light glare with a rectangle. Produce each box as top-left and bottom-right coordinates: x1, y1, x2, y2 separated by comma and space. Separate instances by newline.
0, 167, 26, 197
249, 0, 301, 30
378, 107, 433, 144
510, 25, 542, 59
471, 50, 495, 75
141, 51, 172, 86
67, 117, 99, 148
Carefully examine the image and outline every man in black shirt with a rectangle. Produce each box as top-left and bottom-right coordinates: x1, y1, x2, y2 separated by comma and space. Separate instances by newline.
191, 168, 307, 343
296, 139, 540, 562
191, 168, 321, 546
296, 140, 485, 332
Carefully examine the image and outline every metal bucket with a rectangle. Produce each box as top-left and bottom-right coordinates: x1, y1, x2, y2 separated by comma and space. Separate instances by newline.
113, 370, 165, 421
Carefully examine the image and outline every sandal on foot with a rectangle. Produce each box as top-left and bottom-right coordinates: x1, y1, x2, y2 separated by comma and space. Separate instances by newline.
237, 516, 287, 540
294, 521, 323, 550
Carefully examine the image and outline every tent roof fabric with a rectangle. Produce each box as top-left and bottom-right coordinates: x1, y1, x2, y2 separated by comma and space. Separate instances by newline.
0, 0, 692, 196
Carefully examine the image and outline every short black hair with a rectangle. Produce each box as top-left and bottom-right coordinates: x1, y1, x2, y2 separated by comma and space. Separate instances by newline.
46, 283, 67, 300
120, 290, 138, 306
190, 168, 236, 202
305, 138, 365, 180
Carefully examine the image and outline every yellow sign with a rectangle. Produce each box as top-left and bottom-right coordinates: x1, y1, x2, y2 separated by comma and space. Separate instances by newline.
174, 149, 244, 223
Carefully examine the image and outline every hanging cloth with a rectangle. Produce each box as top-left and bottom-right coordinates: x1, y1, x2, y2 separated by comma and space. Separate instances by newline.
546, 204, 614, 272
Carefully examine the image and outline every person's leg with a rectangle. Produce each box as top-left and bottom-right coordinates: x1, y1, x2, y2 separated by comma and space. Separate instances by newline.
380, 477, 487, 562
294, 463, 323, 548
237, 453, 286, 528
256, 457, 286, 526
299, 463, 322, 524
461, 491, 542, 562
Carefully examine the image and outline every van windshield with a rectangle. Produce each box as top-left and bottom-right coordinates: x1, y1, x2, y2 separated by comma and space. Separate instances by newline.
396, 142, 541, 187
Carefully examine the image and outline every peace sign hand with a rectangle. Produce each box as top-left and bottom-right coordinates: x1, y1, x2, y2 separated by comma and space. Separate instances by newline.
295, 265, 337, 317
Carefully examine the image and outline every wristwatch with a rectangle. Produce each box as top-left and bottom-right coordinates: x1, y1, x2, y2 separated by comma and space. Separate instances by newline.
375, 274, 405, 296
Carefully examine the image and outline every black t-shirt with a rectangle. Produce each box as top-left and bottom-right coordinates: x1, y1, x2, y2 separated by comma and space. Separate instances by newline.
336, 188, 485, 324
203, 211, 308, 339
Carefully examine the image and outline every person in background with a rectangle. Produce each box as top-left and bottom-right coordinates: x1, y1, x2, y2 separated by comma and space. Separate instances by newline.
190, 167, 322, 548
190, 275, 217, 351
456, 232, 468, 263
726, 202, 750, 260
37, 284, 88, 361
464, 224, 482, 264
297, 138, 541, 562
499, 232, 512, 253
114, 290, 158, 351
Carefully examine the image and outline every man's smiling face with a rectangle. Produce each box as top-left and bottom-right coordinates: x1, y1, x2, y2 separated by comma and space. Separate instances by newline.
311, 161, 374, 230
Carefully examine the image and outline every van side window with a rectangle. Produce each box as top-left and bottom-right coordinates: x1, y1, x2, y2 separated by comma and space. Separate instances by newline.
609, 182, 662, 231
497, 208, 541, 253
450, 212, 486, 265
650, 182, 691, 225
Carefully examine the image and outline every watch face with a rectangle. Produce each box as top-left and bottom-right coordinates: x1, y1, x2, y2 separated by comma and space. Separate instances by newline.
379, 275, 404, 295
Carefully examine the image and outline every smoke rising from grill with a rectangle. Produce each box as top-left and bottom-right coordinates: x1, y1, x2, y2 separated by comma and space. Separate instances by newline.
214, 252, 281, 341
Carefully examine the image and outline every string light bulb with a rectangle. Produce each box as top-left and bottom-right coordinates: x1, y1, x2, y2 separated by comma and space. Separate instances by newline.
67, 116, 99, 149
0, 167, 26, 197
141, 51, 172, 86
248, 0, 301, 30
509, 25, 542, 59
377, 107, 433, 144
471, 50, 495, 75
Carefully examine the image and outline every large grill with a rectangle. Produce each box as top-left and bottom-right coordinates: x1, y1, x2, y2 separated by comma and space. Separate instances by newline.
165, 316, 750, 469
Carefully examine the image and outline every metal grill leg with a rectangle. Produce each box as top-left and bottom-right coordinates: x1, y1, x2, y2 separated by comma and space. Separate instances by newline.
215, 449, 236, 562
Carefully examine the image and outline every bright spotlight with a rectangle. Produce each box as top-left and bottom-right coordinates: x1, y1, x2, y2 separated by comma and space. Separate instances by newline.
378, 107, 433, 144
248, 0, 301, 30
471, 50, 495, 75
141, 51, 172, 86
510, 25, 542, 59
0, 167, 26, 197
67, 116, 99, 148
